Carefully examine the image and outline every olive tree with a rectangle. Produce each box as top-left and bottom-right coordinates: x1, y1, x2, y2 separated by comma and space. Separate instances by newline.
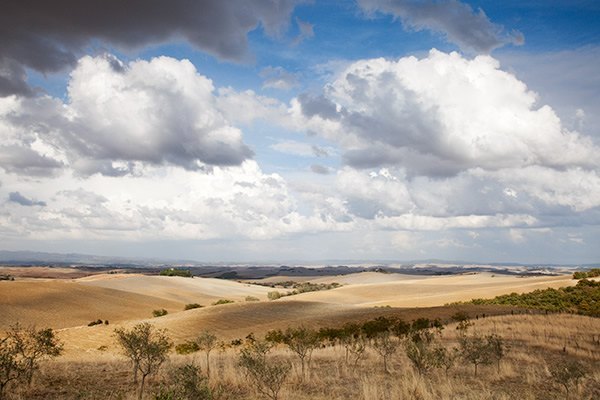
196, 330, 218, 378
114, 323, 172, 400
0, 324, 62, 399
549, 358, 587, 400
238, 337, 289, 400
371, 331, 399, 373
459, 333, 493, 376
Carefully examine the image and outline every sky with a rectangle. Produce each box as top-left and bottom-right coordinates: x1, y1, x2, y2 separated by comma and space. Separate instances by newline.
0, 0, 599, 264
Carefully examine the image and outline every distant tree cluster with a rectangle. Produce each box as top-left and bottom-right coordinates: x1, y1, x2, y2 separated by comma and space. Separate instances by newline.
262, 282, 341, 301
212, 299, 234, 306
256, 281, 340, 292
87, 319, 109, 326
460, 279, 600, 317
184, 303, 203, 310
159, 268, 193, 278
572, 268, 600, 280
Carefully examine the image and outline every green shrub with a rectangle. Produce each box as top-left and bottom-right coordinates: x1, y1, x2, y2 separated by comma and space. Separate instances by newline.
573, 268, 600, 280
245, 296, 260, 302
175, 341, 200, 355
184, 303, 203, 310
154, 363, 212, 400
212, 299, 234, 306
152, 309, 168, 317
267, 291, 282, 301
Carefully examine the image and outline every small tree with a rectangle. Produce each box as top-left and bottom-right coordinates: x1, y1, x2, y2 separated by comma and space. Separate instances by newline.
281, 327, 319, 380
549, 358, 587, 400
196, 331, 218, 378
346, 335, 368, 367
430, 345, 459, 377
451, 312, 473, 336
0, 325, 62, 399
404, 330, 436, 376
486, 334, 506, 373
7, 324, 62, 386
0, 337, 21, 400
238, 338, 289, 400
114, 323, 172, 400
371, 331, 398, 373
459, 333, 493, 376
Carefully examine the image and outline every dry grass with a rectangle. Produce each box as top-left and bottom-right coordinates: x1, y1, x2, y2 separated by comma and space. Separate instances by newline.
78, 274, 277, 304
0, 280, 182, 330
3, 314, 598, 400
278, 273, 575, 307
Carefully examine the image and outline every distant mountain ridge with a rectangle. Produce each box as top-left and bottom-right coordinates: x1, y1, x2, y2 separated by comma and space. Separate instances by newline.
0, 250, 597, 269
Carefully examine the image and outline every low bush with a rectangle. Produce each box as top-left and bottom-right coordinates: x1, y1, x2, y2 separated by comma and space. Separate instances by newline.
212, 299, 234, 306
184, 303, 203, 310
153, 309, 168, 317
267, 291, 282, 301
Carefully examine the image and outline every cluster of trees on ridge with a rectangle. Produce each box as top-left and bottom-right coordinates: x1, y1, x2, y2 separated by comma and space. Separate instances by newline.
572, 268, 600, 280
159, 268, 193, 278
458, 279, 600, 317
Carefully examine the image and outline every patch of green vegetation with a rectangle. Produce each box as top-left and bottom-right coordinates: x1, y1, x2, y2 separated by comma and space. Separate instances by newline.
152, 309, 168, 317
573, 268, 600, 280
184, 303, 203, 310
259, 281, 341, 300
175, 341, 200, 355
245, 296, 260, 302
212, 299, 234, 306
459, 279, 600, 317
159, 268, 192, 277
267, 291, 282, 301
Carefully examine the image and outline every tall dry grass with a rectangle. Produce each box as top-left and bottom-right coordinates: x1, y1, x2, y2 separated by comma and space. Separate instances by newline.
4, 314, 599, 400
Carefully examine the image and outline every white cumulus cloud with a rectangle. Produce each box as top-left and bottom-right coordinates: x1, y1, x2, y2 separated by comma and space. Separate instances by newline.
0, 55, 253, 177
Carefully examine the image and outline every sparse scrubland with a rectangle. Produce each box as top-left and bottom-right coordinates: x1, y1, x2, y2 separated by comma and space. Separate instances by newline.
1, 312, 598, 400
1, 272, 598, 399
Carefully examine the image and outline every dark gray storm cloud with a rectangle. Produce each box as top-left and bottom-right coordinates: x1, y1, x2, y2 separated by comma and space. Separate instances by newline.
0, 0, 302, 96
8, 191, 46, 207
358, 0, 524, 53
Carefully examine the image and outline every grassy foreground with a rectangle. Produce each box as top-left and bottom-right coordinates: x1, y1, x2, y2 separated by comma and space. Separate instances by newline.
5, 313, 600, 400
